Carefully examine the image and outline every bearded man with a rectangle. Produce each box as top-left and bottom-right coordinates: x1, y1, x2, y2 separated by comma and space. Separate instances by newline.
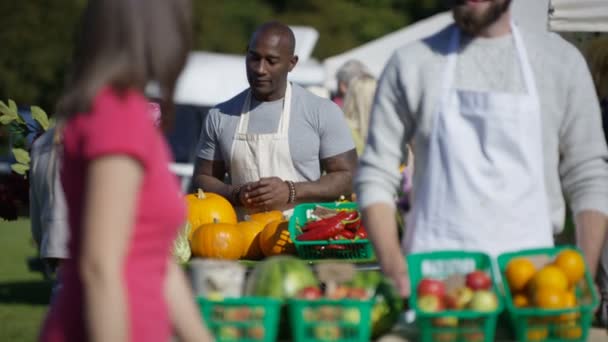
354, 0, 608, 299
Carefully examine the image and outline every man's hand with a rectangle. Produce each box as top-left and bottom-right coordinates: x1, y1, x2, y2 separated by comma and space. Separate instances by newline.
242, 177, 290, 211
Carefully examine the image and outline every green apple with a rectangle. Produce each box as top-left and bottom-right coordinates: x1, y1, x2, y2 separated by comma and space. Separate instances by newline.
417, 295, 445, 313
446, 286, 474, 309
432, 316, 458, 327
468, 290, 498, 312
217, 326, 240, 339
313, 325, 341, 340
342, 308, 361, 324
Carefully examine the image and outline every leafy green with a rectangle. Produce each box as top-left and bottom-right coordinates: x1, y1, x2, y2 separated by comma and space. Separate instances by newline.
12, 148, 30, 164
173, 222, 192, 264
30, 106, 50, 130
11, 163, 29, 175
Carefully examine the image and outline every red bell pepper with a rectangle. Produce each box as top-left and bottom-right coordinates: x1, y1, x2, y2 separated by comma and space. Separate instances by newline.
297, 220, 345, 241
356, 225, 368, 239
302, 211, 352, 232
333, 230, 355, 240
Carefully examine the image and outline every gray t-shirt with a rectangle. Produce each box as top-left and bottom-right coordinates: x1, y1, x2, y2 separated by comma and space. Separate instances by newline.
198, 83, 355, 181
355, 24, 608, 234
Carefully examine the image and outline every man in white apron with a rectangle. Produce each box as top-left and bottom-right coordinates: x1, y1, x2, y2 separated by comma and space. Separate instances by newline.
193, 22, 357, 219
354, 0, 608, 297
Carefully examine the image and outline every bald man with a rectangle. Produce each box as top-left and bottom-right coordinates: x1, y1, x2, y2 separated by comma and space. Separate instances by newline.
193, 22, 357, 218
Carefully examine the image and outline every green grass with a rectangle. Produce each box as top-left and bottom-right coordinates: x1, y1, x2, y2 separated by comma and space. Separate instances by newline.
0, 218, 51, 342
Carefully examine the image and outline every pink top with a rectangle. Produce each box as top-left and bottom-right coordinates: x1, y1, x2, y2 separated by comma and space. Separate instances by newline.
40, 87, 186, 342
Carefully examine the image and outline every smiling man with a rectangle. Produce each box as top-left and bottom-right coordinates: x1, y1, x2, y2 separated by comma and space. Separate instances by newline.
355, 0, 608, 298
193, 21, 357, 218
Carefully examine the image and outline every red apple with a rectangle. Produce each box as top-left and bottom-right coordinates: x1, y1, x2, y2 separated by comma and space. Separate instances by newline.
446, 286, 474, 309
465, 271, 492, 291
417, 295, 445, 313
347, 287, 368, 300
417, 278, 446, 298
327, 285, 350, 300
297, 286, 322, 300
468, 290, 498, 312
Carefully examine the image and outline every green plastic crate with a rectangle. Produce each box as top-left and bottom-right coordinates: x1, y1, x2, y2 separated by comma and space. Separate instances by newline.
407, 250, 504, 342
497, 246, 599, 342
288, 202, 375, 261
197, 297, 281, 342
288, 298, 374, 342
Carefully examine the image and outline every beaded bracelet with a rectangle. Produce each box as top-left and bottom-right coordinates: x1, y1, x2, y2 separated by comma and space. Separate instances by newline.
285, 180, 296, 204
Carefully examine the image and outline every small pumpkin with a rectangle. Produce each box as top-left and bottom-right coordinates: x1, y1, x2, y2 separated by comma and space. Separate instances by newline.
258, 220, 295, 257
190, 222, 244, 260
237, 220, 265, 260
247, 210, 284, 227
185, 189, 237, 240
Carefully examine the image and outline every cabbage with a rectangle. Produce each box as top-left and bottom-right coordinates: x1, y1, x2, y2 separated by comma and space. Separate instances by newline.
173, 222, 191, 264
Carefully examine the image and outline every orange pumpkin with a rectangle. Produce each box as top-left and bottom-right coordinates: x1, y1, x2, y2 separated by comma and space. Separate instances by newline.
258, 220, 295, 257
185, 189, 237, 240
237, 221, 265, 260
247, 210, 284, 227
190, 222, 244, 260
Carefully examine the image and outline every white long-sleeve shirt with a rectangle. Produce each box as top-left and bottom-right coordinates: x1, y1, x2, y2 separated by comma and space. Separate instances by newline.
30, 127, 69, 259
355, 24, 608, 234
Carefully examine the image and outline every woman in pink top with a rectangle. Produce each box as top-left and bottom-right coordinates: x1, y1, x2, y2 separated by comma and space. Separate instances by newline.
39, 0, 212, 341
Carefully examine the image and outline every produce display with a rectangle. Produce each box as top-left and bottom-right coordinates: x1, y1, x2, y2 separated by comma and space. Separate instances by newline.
407, 251, 503, 342
198, 297, 282, 342
499, 247, 598, 342
289, 202, 375, 260
244, 255, 319, 300
295, 209, 367, 244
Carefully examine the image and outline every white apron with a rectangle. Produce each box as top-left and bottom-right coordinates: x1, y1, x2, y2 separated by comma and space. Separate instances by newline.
229, 83, 304, 219
405, 23, 553, 257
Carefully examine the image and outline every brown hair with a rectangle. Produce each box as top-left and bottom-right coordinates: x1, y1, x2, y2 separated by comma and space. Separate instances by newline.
56, 0, 192, 130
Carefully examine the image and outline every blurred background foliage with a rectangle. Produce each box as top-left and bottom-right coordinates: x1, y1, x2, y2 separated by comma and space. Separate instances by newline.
0, 0, 448, 112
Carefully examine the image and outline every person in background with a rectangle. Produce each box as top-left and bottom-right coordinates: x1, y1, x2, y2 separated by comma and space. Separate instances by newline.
193, 21, 357, 219
30, 126, 68, 283
38, 0, 213, 341
333, 59, 372, 108
582, 35, 608, 327
355, 0, 608, 298
342, 74, 377, 155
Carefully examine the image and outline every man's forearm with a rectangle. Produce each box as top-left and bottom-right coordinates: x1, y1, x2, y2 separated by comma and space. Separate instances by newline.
193, 174, 237, 205
293, 171, 352, 203
575, 210, 608, 278
362, 203, 407, 279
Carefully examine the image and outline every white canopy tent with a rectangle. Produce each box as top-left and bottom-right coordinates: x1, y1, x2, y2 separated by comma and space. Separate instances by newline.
322, 0, 608, 92
322, 11, 453, 91
170, 26, 325, 107
549, 0, 608, 32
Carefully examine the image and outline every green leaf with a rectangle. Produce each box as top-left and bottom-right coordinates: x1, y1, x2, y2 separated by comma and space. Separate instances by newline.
0, 101, 18, 119
8, 100, 17, 113
0, 115, 15, 125
11, 163, 29, 175
12, 148, 30, 164
30, 106, 50, 130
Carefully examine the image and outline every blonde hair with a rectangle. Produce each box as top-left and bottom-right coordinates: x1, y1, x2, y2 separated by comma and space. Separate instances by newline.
582, 36, 608, 99
342, 75, 377, 152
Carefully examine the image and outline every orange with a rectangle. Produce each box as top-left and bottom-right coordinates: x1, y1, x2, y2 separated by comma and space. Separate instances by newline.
529, 265, 569, 293
513, 293, 530, 308
555, 322, 583, 340
557, 289, 580, 322
553, 249, 586, 287
526, 327, 548, 341
505, 257, 537, 292
533, 287, 567, 309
